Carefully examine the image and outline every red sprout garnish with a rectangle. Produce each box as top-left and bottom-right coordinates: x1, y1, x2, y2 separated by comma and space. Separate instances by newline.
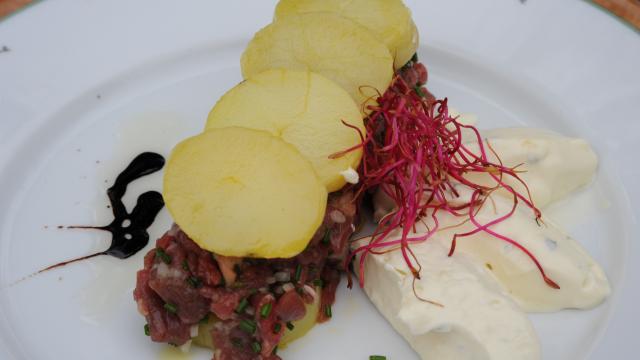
336, 73, 558, 291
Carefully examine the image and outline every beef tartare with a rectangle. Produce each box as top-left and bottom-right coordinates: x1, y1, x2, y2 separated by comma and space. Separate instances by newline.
134, 190, 357, 359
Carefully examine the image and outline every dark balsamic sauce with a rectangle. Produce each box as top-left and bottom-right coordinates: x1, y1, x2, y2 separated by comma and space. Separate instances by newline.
40, 152, 165, 273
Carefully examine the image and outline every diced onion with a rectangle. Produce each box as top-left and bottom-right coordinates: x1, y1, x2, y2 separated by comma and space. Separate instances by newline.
154, 262, 182, 279
303, 284, 318, 303
330, 210, 346, 224
190, 325, 199, 338
274, 271, 291, 282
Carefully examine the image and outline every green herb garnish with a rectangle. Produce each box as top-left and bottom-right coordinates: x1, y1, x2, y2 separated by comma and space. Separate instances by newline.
164, 302, 177, 314
294, 264, 302, 282
260, 302, 272, 318
236, 298, 249, 313
273, 322, 282, 334
239, 319, 257, 334
324, 304, 332, 318
155, 248, 172, 264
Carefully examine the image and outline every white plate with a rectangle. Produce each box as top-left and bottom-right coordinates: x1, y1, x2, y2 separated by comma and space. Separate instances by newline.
0, 1, 638, 359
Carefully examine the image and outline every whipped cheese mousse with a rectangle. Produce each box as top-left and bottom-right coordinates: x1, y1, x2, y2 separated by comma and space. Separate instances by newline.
464, 128, 598, 208
429, 188, 610, 312
360, 126, 610, 359
358, 236, 541, 360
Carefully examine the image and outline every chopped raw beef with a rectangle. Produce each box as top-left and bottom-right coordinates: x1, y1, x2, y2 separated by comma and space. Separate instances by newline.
134, 189, 358, 360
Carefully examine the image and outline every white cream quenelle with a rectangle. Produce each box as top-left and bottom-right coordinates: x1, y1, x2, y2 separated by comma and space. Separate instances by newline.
358, 236, 541, 360
462, 127, 598, 208
428, 187, 611, 312
363, 126, 610, 359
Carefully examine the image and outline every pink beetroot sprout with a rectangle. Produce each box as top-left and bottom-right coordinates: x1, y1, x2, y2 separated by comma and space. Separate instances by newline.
335, 75, 559, 290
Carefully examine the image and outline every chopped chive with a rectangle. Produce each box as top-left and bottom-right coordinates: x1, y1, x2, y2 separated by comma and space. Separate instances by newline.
144, 323, 150, 336
322, 229, 331, 244
294, 264, 302, 282
286, 322, 295, 331
181, 260, 189, 271
324, 304, 332, 318
370, 356, 387, 360
239, 319, 257, 334
251, 341, 262, 354
186, 276, 202, 288
313, 278, 324, 288
199, 314, 210, 325
155, 248, 172, 264
260, 302, 272, 318
164, 302, 177, 314
273, 322, 282, 334
414, 86, 426, 98
236, 298, 249, 313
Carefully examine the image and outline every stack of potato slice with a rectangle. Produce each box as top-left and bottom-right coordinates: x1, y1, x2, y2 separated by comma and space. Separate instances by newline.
163, 0, 420, 344
166, 0, 419, 258
165, 67, 366, 258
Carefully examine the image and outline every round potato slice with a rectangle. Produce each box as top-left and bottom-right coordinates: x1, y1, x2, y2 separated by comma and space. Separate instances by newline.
164, 127, 327, 258
206, 69, 364, 192
274, 0, 419, 69
241, 12, 393, 113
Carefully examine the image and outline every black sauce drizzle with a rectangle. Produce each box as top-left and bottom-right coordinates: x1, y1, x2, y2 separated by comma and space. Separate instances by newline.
40, 152, 165, 272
